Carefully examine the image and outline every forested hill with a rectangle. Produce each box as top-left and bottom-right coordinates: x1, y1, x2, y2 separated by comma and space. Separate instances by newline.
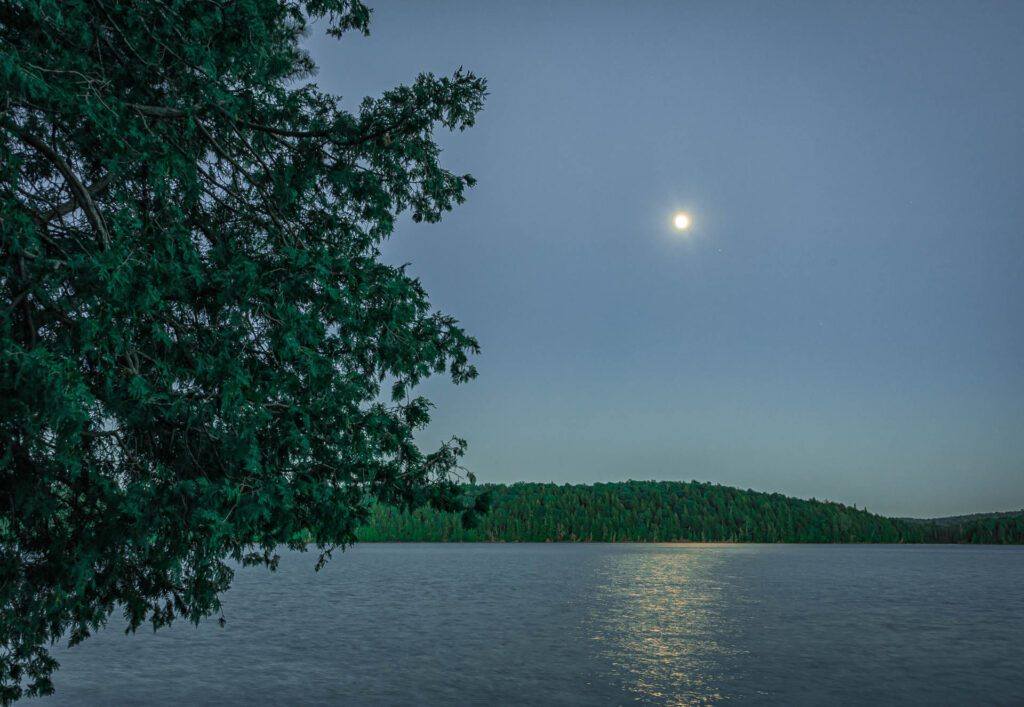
356, 481, 1024, 544
906, 511, 1024, 544
355, 481, 919, 543
905, 509, 1024, 526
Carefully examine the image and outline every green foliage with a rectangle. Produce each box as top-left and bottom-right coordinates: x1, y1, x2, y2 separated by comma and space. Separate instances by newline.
1, 1, 486, 701
357, 481, 934, 544
358, 481, 1024, 545
920, 514, 1024, 544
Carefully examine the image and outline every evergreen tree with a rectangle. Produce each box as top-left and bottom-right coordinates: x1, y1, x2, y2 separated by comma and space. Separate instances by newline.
1, 1, 487, 700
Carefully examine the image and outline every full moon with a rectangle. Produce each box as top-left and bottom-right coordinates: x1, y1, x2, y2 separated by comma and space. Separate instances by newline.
673, 212, 691, 230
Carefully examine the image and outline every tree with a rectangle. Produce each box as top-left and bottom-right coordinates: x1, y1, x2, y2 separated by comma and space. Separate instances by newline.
0, 1, 488, 700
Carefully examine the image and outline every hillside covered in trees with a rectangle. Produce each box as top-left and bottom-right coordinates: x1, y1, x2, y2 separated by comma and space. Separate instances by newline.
355, 481, 1024, 544
353, 480, 1020, 544
910, 512, 1024, 544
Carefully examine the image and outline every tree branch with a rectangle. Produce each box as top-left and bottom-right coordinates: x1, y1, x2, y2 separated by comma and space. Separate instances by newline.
11, 128, 111, 248
131, 102, 410, 148
129, 104, 189, 119
36, 174, 113, 224
81, 429, 122, 439
192, 119, 291, 239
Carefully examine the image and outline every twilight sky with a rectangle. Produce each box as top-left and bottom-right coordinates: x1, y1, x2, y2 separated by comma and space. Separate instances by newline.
305, 0, 1024, 517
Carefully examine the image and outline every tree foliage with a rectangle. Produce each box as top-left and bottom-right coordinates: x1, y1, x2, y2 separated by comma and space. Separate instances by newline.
921, 514, 1024, 544
360, 481, 1024, 545
358, 481, 938, 544
0, 0, 486, 700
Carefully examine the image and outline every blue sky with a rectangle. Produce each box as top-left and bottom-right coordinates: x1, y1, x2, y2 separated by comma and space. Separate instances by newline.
305, 0, 1024, 517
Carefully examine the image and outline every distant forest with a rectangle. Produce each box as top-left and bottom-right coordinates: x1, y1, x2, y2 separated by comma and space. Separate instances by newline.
356, 481, 1024, 544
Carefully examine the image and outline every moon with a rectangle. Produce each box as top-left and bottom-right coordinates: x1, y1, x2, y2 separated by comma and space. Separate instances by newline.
673, 212, 691, 230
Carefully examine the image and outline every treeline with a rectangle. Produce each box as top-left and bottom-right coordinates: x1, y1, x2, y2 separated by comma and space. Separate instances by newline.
916, 514, 1024, 544
911, 508, 1024, 527
358, 480, 936, 543
355, 481, 1024, 544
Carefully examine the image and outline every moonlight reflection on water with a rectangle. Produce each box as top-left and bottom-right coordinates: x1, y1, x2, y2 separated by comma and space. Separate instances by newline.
585, 546, 752, 705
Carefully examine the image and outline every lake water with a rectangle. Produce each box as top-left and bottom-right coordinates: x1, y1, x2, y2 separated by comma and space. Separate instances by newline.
40, 544, 1024, 706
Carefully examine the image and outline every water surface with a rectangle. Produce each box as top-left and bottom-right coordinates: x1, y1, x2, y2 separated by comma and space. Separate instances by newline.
41, 544, 1024, 705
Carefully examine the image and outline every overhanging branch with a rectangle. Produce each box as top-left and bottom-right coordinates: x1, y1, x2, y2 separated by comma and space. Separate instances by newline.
11, 128, 111, 248
36, 174, 113, 224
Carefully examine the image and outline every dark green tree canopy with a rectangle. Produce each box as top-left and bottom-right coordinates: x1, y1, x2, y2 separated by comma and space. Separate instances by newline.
0, 1, 486, 700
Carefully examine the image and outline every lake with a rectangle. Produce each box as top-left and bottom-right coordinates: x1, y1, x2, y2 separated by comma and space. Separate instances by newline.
40, 544, 1024, 705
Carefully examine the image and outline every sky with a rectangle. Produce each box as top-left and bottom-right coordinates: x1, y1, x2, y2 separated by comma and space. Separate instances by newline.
304, 0, 1024, 518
